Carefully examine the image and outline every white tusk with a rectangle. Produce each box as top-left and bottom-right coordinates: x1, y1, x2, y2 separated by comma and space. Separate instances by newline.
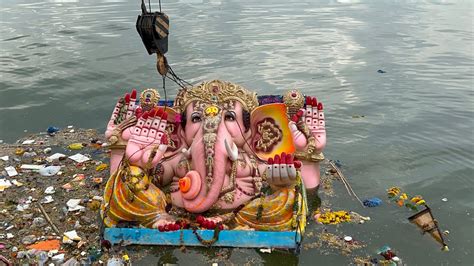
224, 139, 239, 161
181, 147, 191, 158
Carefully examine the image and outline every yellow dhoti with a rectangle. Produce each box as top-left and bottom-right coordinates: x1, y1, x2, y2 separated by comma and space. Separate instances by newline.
101, 165, 167, 228
235, 187, 306, 231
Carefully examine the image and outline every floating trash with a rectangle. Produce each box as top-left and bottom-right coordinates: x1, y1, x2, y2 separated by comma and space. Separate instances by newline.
42, 195, 54, 204
26, 239, 60, 251
11, 180, 23, 187
95, 163, 108, 171
363, 197, 382, 207
47, 126, 60, 134
21, 164, 45, 171
21, 139, 35, 145
69, 153, 90, 163
68, 143, 84, 150
4, 166, 18, 177
51, 253, 65, 263
39, 166, 61, 177
46, 153, 67, 162
409, 206, 449, 251
71, 174, 86, 182
15, 148, 25, 156
377, 245, 396, 260
63, 230, 81, 242
0, 179, 12, 192
44, 186, 55, 194
67, 199, 85, 212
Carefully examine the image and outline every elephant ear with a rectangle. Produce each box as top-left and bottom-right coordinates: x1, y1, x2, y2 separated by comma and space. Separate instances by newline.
250, 103, 295, 161
162, 107, 183, 154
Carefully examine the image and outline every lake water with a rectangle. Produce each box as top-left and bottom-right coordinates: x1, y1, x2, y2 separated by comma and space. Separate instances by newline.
1, 0, 473, 264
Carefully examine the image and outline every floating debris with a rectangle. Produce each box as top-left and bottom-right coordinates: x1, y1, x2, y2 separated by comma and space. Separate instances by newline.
26, 239, 60, 251
315, 210, 351, 225
38, 166, 61, 177
46, 153, 66, 162
0, 179, 12, 191
63, 230, 82, 242
377, 245, 402, 264
21, 140, 35, 145
305, 231, 365, 255
408, 206, 449, 251
46, 126, 60, 135
11, 179, 23, 187
44, 186, 55, 194
66, 199, 85, 212
20, 164, 43, 171
4, 166, 18, 177
350, 211, 371, 224
68, 153, 90, 163
0, 128, 123, 264
363, 197, 382, 207
387, 187, 426, 211
95, 163, 108, 171
41, 195, 54, 204
68, 143, 84, 150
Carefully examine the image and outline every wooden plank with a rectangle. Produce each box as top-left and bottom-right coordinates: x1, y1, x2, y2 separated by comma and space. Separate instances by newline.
104, 228, 300, 249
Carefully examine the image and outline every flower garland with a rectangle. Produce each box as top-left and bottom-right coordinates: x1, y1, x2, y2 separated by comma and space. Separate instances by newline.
315, 210, 351, 225
387, 186, 426, 211
291, 173, 303, 228
191, 224, 222, 247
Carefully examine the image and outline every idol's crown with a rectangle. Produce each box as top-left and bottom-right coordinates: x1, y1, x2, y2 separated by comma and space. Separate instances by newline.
182, 80, 259, 112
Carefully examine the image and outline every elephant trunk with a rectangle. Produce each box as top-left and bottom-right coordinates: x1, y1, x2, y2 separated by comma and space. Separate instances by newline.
180, 117, 230, 213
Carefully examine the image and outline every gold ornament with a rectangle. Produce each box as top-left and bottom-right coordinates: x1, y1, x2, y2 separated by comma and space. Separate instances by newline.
140, 88, 160, 112
182, 80, 259, 112
173, 88, 187, 113
205, 105, 220, 117
283, 89, 305, 116
254, 118, 283, 152
293, 121, 325, 162
108, 116, 138, 150
219, 160, 237, 203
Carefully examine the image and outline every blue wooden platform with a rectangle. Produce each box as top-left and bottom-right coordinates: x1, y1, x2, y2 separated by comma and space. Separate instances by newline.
104, 228, 301, 249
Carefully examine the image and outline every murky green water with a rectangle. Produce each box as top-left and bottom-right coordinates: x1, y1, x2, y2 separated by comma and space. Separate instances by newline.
1, 0, 473, 264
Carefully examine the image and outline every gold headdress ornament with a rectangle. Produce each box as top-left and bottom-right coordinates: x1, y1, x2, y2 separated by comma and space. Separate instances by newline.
182, 80, 259, 112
